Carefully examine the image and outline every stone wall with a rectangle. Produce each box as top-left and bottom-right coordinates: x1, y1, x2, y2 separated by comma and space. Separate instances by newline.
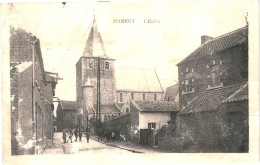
177, 101, 248, 152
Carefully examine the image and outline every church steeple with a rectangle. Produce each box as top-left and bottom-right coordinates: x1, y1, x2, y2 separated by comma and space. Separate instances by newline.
82, 16, 108, 58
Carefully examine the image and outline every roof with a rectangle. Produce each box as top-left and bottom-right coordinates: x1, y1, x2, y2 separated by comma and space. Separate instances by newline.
164, 84, 179, 101
93, 104, 120, 114
131, 100, 179, 112
115, 68, 164, 92
177, 26, 248, 65
179, 82, 247, 115
224, 83, 248, 103
82, 18, 108, 58
59, 101, 77, 110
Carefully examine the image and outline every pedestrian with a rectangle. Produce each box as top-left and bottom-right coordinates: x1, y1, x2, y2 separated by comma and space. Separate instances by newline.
74, 126, 78, 142
86, 129, 90, 143
68, 128, 73, 143
62, 129, 67, 144
111, 131, 115, 142
79, 126, 84, 142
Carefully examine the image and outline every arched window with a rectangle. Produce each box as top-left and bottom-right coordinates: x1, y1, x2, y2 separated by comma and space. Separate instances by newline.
104, 115, 107, 121
105, 62, 109, 69
111, 115, 114, 119
126, 108, 130, 113
88, 60, 93, 69
108, 115, 111, 120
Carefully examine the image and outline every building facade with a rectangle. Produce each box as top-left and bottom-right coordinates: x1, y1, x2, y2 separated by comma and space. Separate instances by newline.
10, 27, 57, 155
56, 101, 77, 132
176, 26, 248, 152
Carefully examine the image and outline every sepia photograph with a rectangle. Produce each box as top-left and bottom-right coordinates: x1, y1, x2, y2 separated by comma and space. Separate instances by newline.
1, 1, 259, 164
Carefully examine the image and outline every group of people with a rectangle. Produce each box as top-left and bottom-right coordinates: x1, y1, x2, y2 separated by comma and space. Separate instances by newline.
98, 129, 115, 142
62, 126, 90, 144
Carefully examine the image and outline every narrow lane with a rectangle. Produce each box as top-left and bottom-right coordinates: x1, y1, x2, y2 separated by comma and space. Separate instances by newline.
43, 132, 131, 154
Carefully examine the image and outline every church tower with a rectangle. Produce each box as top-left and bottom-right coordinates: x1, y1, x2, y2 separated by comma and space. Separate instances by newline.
76, 17, 116, 128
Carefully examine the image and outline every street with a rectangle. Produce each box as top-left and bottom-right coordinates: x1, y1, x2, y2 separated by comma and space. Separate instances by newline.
43, 132, 131, 154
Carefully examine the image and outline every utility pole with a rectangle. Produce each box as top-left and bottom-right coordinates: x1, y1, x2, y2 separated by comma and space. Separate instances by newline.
97, 57, 101, 141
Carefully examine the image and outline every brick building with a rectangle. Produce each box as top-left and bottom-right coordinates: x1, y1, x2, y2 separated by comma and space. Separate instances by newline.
56, 100, 77, 132
10, 27, 58, 155
176, 26, 248, 152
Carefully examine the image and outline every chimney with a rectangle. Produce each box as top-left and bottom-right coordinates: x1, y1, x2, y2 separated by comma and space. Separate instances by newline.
201, 35, 213, 44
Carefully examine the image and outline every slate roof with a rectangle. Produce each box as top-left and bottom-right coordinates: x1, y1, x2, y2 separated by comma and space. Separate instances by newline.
179, 82, 247, 115
115, 68, 164, 92
224, 83, 248, 103
131, 100, 179, 112
177, 26, 248, 65
60, 101, 77, 110
164, 84, 179, 101
82, 18, 109, 58
93, 104, 120, 114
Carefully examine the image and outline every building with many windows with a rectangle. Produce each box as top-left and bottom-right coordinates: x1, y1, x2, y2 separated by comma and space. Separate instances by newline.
176, 26, 248, 152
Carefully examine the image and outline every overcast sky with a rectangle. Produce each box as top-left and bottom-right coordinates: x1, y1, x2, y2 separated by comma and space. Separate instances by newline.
1, 2, 250, 102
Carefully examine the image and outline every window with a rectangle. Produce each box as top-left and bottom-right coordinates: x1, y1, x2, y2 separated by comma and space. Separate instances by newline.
212, 72, 216, 84
192, 78, 195, 82
88, 61, 93, 69
131, 93, 134, 100
186, 67, 189, 73
191, 68, 194, 72
148, 123, 156, 129
104, 115, 107, 121
143, 93, 145, 101
185, 79, 189, 85
207, 74, 210, 78
154, 94, 157, 101
181, 81, 184, 85
212, 60, 216, 65
126, 108, 129, 113
220, 60, 222, 65
108, 115, 111, 120
206, 64, 209, 68
105, 62, 109, 69
120, 93, 123, 102
220, 71, 223, 76
111, 115, 114, 119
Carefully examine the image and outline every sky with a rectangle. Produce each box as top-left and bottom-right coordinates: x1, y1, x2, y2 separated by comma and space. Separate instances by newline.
1, 1, 250, 102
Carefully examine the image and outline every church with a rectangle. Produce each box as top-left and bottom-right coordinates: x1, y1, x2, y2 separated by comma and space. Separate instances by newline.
75, 17, 166, 133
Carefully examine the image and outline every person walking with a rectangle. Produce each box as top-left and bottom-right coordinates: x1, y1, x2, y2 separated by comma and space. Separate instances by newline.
62, 129, 67, 144
68, 128, 73, 143
111, 131, 115, 142
79, 126, 84, 142
86, 129, 90, 143
74, 126, 78, 142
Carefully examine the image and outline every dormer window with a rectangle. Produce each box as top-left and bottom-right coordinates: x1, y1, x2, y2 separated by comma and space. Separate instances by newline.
105, 62, 109, 69
88, 61, 93, 69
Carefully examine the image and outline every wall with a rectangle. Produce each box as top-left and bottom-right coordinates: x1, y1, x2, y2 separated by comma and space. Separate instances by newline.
178, 101, 248, 152
139, 112, 171, 130
116, 91, 164, 103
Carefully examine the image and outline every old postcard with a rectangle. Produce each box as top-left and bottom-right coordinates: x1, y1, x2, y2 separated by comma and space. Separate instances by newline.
1, 1, 259, 164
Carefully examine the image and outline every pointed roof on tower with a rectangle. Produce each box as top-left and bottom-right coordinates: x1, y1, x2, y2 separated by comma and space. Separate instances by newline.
82, 16, 108, 58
